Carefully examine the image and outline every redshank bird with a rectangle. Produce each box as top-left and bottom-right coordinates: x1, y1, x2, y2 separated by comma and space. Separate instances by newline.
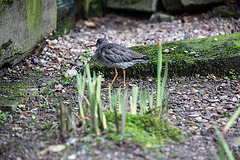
94, 38, 149, 89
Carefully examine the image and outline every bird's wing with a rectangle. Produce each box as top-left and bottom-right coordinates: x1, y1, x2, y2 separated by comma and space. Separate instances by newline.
102, 43, 145, 63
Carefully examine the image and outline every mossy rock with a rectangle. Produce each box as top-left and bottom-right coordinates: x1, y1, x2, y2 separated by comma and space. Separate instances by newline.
104, 111, 184, 147
89, 33, 240, 78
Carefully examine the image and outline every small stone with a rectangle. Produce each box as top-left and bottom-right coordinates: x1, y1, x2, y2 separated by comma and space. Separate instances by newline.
194, 54, 200, 57
208, 99, 220, 103
194, 100, 201, 103
163, 49, 170, 53
173, 108, 182, 112
195, 117, 202, 121
50, 39, 58, 45
190, 52, 196, 55
182, 95, 188, 100
68, 154, 76, 160
231, 97, 238, 102
189, 114, 200, 117
129, 83, 137, 87
76, 62, 84, 67
197, 119, 208, 123
148, 78, 153, 82
65, 69, 78, 77
220, 95, 228, 100
41, 83, 47, 87
192, 125, 198, 129
184, 51, 189, 53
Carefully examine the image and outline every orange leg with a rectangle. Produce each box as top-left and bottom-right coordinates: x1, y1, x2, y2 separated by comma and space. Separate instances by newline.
101, 68, 118, 91
110, 68, 118, 86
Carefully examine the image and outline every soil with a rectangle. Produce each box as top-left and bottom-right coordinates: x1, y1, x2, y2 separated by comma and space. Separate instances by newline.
0, 13, 240, 160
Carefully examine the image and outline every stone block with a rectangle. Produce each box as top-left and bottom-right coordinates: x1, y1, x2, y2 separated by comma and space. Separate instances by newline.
0, 0, 57, 75
162, 0, 223, 13
106, 0, 158, 12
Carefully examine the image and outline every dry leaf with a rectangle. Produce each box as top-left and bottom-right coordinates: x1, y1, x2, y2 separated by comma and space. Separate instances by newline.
48, 144, 66, 152
55, 84, 63, 91
84, 21, 97, 28
35, 42, 46, 57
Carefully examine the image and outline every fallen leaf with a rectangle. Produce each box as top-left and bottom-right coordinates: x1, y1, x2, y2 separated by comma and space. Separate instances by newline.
55, 84, 64, 91
19, 113, 27, 119
35, 42, 46, 57
84, 21, 97, 28
48, 144, 66, 152
205, 125, 212, 130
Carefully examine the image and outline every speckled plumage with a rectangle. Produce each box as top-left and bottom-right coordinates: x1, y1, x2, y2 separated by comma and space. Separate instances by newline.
94, 38, 148, 69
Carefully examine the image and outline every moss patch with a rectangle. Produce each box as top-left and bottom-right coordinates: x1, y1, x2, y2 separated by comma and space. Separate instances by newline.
104, 111, 184, 147
0, 69, 57, 111
90, 33, 240, 78
26, 0, 42, 40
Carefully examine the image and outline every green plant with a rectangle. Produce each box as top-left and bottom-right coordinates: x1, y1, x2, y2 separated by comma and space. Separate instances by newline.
56, 97, 76, 134
0, 112, 8, 125
76, 71, 86, 128
229, 69, 237, 79
130, 86, 138, 114
76, 64, 108, 135
156, 43, 168, 119
215, 107, 240, 160
74, 43, 176, 146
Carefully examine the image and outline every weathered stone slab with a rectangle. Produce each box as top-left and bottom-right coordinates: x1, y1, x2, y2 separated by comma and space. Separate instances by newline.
90, 33, 240, 78
162, 0, 223, 13
0, 0, 57, 75
106, 0, 158, 12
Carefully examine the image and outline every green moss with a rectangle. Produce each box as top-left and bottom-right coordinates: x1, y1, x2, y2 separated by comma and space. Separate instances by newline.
104, 112, 184, 147
1, 39, 12, 49
26, 0, 42, 40
90, 33, 240, 78
212, 6, 238, 18
0, 0, 20, 5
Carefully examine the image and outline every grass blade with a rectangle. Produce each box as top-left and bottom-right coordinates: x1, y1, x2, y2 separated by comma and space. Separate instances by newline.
215, 127, 235, 160
108, 85, 114, 112
156, 43, 162, 110
86, 65, 99, 135
140, 89, 147, 114
121, 89, 128, 134
157, 61, 168, 119
223, 107, 240, 134
131, 86, 138, 114
76, 72, 86, 128
148, 88, 154, 111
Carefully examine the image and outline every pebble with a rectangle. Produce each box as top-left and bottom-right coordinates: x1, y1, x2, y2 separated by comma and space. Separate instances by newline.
65, 69, 78, 77
173, 108, 182, 112
189, 114, 200, 117
194, 54, 200, 57
163, 49, 170, 53
195, 116, 202, 121
220, 95, 228, 100
190, 52, 196, 55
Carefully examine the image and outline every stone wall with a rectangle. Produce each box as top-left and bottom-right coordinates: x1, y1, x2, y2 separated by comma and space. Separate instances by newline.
0, 0, 57, 73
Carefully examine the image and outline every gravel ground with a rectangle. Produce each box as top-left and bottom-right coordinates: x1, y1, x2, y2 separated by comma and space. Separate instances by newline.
0, 13, 240, 160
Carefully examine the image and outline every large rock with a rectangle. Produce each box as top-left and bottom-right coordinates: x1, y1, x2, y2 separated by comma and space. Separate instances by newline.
106, 0, 158, 12
0, 0, 57, 75
150, 12, 175, 22
162, 0, 223, 13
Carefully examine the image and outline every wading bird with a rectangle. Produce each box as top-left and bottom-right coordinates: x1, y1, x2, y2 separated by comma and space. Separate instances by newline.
94, 38, 148, 89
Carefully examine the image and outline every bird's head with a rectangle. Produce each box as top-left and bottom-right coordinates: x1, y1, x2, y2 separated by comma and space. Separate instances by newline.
96, 38, 109, 48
